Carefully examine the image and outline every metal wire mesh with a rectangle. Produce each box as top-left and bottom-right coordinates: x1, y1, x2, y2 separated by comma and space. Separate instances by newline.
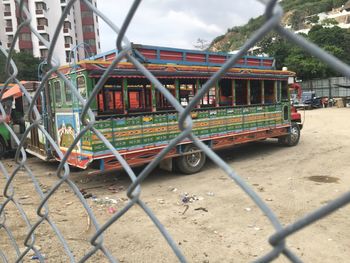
1, 0, 350, 262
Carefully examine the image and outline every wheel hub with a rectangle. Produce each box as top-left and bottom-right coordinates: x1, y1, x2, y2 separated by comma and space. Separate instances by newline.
186, 149, 201, 167
290, 126, 299, 143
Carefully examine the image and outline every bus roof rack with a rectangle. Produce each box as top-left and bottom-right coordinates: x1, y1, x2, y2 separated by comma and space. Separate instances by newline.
88, 43, 276, 70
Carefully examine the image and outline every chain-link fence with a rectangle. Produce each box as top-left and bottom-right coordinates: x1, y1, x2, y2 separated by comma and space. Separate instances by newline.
1, 0, 350, 262
301, 77, 350, 98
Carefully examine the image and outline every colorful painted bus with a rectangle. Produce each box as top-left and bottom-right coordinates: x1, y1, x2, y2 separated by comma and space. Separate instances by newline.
25, 45, 302, 174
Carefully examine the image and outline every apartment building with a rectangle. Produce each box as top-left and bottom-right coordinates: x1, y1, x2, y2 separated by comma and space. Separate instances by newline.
0, 0, 101, 63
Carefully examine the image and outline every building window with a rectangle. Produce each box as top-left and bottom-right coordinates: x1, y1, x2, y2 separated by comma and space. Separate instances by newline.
63, 21, 71, 29
64, 36, 73, 44
37, 18, 48, 26
65, 51, 71, 62
40, 33, 50, 41
4, 4, 11, 12
40, 49, 48, 58
5, 20, 12, 27
7, 35, 13, 43
35, 2, 47, 10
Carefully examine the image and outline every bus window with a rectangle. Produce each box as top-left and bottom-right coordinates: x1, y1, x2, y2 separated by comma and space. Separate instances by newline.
127, 78, 152, 112
36, 92, 43, 114
277, 81, 281, 102
235, 79, 248, 106
156, 79, 176, 111
219, 79, 232, 106
97, 78, 124, 114
281, 81, 288, 101
179, 79, 195, 107
250, 80, 262, 105
199, 80, 216, 107
77, 76, 87, 100
64, 80, 73, 105
264, 80, 275, 104
54, 80, 62, 105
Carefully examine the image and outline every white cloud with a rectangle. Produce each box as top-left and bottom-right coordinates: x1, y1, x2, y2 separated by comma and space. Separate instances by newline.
166, 10, 222, 34
97, 0, 264, 52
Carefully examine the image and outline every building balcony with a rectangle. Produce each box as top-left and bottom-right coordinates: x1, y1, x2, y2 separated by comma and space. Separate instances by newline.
39, 40, 46, 47
63, 27, 71, 35
37, 24, 48, 32
5, 27, 13, 32
4, 11, 11, 17
64, 43, 72, 49
35, 9, 46, 17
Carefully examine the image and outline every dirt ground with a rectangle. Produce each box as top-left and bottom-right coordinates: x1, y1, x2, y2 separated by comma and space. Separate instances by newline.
1, 107, 350, 263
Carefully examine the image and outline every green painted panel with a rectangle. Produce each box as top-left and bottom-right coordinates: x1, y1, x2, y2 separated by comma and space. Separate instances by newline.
267, 105, 276, 112
154, 114, 167, 124
114, 140, 127, 149
233, 108, 242, 115
127, 116, 142, 126
168, 113, 178, 122
93, 143, 108, 152
95, 120, 113, 129
143, 136, 155, 145
217, 109, 226, 117
198, 110, 209, 118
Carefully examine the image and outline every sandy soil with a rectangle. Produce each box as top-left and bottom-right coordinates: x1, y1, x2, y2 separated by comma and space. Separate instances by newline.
1, 107, 350, 263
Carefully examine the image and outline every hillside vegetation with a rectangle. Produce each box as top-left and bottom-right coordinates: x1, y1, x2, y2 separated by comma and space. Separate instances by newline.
209, 0, 350, 80
210, 0, 348, 52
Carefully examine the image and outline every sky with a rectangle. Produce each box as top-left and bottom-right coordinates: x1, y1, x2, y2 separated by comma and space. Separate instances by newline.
97, 0, 265, 52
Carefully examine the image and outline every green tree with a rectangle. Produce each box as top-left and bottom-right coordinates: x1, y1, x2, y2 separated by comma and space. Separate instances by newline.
321, 18, 339, 26
257, 24, 350, 80
306, 15, 320, 24
0, 51, 41, 82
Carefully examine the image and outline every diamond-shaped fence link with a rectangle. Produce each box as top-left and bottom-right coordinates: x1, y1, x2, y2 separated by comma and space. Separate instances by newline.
1, 0, 350, 262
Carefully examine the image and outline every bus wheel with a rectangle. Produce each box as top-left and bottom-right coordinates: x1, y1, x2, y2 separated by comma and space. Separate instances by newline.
278, 123, 300, 146
175, 144, 206, 174
0, 137, 6, 158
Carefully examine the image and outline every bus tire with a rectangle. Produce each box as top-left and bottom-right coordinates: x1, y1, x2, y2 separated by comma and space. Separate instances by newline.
0, 137, 6, 158
278, 123, 300, 147
175, 144, 206, 174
